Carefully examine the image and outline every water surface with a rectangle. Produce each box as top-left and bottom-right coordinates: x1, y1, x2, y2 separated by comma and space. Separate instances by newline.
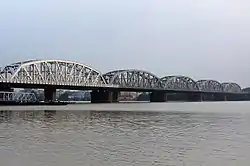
0, 102, 250, 166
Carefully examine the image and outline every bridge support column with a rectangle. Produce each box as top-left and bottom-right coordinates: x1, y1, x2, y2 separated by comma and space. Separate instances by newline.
187, 93, 203, 102
91, 90, 119, 103
0, 84, 13, 92
213, 94, 226, 101
150, 91, 167, 102
199, 94, 203, 102
243, 94, 250, 101
224, 95, 227, 101
44, 87, 56, 103
112, 91, 119, 103
210, 94, 215, 101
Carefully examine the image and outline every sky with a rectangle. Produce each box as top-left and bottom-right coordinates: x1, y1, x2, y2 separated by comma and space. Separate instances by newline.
0, 0, 250, 87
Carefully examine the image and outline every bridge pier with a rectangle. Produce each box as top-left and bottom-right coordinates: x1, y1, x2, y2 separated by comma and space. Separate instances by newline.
242, 94, 250, 101
200, 94, 216, 101
186, 93, 203, 102
200, 94, 203, 101
91, 90, 119, 103
112, 91, 119, 103
44, 87, 56, 102
224, 95, 227, 101
0, 84, 13, 92
213, 94, 226, 101
150, 91, 167, 102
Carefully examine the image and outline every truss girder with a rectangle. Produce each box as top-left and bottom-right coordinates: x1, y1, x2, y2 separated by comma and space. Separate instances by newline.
0, 91, 37, 103
0, 60, 107, 86
103, 70, 126, 84
161, 76, 199, 91
103, 69, 163, 89
221, 83, 241, 93
0, 67, 3, 81
196, 80, 223, 92
0, 61, 245, 93
242, 87, 250, 92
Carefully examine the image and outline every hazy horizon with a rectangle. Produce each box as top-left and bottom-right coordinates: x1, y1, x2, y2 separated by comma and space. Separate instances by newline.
1, 0, 250, 87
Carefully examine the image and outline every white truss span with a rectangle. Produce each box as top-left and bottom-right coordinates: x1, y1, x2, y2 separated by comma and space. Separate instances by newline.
0, 91, 37, 103
0, 60, 117, 87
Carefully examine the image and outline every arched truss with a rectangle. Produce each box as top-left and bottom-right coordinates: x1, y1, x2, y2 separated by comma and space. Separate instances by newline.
242, 87, 250, 92
221, 82, 241, 93
103, 69, 163, 89
161, 76, 199, 91
0, 67, 3, 81
0, 91, 37, 103
196, 80, 223, 92
0, 60, 107, 86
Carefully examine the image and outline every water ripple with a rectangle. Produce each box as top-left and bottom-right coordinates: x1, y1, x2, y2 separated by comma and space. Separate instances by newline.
0, 103, 250, 166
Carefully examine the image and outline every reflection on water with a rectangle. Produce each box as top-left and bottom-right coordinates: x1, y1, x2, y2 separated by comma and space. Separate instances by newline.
0, 107, 250, 166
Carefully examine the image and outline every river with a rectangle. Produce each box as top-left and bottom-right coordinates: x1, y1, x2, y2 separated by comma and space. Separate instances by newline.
0, 101, 250, 166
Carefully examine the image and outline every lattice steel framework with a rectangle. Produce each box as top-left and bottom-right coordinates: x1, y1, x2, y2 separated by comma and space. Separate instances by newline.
0, 60, 115, 87
196, 80, 223, 92
221, 82, 241, 93
0, 60, 245, 93
0, 91, 37, 103
0, 67, 3, 82
161, 76, 199, 91
103, 69, 163, 89
242, 87, 250, 92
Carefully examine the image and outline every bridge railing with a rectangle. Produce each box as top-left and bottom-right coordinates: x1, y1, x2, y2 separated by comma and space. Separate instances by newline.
112, 85, 245, 94
0, 77, 120, 88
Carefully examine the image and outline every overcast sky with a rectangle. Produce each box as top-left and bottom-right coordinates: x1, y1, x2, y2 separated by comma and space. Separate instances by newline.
0, 0, 250, 87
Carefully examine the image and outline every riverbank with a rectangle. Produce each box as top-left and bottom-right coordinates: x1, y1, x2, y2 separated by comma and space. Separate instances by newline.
0, 101, 68, 106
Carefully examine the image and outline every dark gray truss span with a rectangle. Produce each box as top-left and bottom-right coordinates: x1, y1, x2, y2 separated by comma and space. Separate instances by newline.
161, 76, 199, 91
103, 69, 243, 92
103, 69, 163, 89
242, 87, 250, 92
221, 82, 241, 93
196, 80, 223, 92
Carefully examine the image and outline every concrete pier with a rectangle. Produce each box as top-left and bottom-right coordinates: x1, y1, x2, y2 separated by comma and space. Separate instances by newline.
44, 87, 56, 102
150, 91, 167, 102
91, 90, 119, 103
0, 84, 13, 92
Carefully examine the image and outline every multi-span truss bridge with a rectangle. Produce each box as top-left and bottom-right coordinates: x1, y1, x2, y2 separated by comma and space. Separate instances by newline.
0, 59, 249, 103
0, 59, 246, 93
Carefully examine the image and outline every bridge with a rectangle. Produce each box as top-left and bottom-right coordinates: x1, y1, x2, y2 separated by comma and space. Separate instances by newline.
0, 91, 37, 104
0, 59, 249, 103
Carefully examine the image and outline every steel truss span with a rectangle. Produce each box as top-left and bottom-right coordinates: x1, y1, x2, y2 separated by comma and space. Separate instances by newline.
103, 69, 163, 89
222, 83, 241, 93
0, 67, 3, 82
0, 60, 112, 87
242, 87, 250, 92
161, 76, 199, 91
0, 60, 244, 93
0, 91, 37, 103
196, 80, 223, 92
103, 69, 242, 93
